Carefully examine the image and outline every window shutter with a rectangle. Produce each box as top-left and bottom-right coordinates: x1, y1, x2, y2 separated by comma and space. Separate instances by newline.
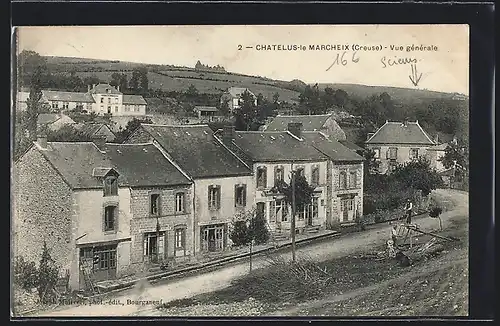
234, 184, 238, 207
158, 234, 164, 256
208, 186, 212, 208
274, 166, 278, 184
263, 167, 267, 188
217, 185, 221, 209
158, 194, 162, 216
143, 235, 148, 258
243, 185, 247, 206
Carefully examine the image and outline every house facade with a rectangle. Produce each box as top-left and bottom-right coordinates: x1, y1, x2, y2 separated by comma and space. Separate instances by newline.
125, 124, 254, 256
220, 87, 258, 113
16, 84, 147, 116
427, 142, 448, 172
263, 113, 347, 141
365, 120, 436, 174
13, 136, 194, 291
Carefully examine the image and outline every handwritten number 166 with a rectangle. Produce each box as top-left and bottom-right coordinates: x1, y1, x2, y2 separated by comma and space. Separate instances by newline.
326, 51, 359, 71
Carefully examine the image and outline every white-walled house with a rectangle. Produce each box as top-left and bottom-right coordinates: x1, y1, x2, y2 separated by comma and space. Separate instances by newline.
220, 87, 258, 114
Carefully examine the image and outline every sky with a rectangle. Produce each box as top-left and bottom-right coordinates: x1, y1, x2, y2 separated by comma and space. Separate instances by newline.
16, 25, 469, 95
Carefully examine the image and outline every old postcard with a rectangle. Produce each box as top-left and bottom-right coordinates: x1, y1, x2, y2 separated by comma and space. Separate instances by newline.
12, 25, 470, 317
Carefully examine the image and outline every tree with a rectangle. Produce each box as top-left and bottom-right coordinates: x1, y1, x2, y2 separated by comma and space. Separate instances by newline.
139, 67, 149, 91
249, 210, 269, 245
334, 89, 349, 110
37, 241, 59, 303
390, 157, 444, 197
110, 73, 128, 92
18, 50, 48, 87
234, 90, 260, 131
271, 172, 316, 213
129, 69, 141, 90
272, 92, 280, 104
185, 84, 199, 103
113, 117, 153, 143
439, 137, 469, 171
46, 125, 94, 142
217, 98, 231, 117
363, 148, 381, 176
298, 84, 323, 115
230, 220, 250, 247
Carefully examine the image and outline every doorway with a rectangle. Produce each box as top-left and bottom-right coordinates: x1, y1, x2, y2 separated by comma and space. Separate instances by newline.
340, 196, 355, 222
201, 224, 225, 252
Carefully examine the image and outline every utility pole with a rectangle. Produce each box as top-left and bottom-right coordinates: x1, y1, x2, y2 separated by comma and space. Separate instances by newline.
291, 166, 296, 262
156, 216, 161, 264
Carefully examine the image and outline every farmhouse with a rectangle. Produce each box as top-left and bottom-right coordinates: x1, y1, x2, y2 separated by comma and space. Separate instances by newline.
16, 84, 147, 117
365, 120, 437, 174
13, 135, 193, 291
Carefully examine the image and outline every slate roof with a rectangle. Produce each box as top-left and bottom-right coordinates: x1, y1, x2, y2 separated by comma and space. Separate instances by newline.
226, 87, 255, 98
36, 141, 191, 189
339, 139, 364, 152
89, 83, 122, 95
38, 142, 121, 189
103, 143, 191, 186
123, 94, 147, 105
42, 90, 95, 103
302, 132, 365, 162
73, 123, 114, 138
139, 124, 253, 178
427, 142, 449, 151
366, 121, 436, 145
264, 114, 332, 132
229, 131, 328, 163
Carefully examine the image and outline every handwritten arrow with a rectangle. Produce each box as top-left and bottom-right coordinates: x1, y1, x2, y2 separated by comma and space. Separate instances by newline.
409, 63, 423, 86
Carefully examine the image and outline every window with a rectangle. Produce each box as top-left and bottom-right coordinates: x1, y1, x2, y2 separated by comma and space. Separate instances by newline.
256, 167, 267, 189
410, 148, 419, 160
208, 185, 221, 210
135, 105, 139, 112
274, 166, 284, 185
107, 106, 112, 113
143, 232, 165, 262
311, 166, 320, 186
311, 197, 319, 219
115, 106, 118, 113
124, 105, 130, 112
63, 102, 69, 109
274, 200, 288, 222
80, 245, 117, 270
150, 193, 160, 216
100, 98, 104, 103
233, 99, 239, 107
103, 176, 118, 196
175, 228, 186, 249
51, 102, 58, 109
387, 147, 398, 160
106, 89, 111, 94
339, 171, 348, 190
234, 184, 247, 207
349, 171, 357, 189
373, 148, 380, 159
298, 197, 319, 221
175, 192, 185, 213
100, 105, 104, 111
296, 167, 305, 177
104, 205, 116, 232
115, 98, 119, 103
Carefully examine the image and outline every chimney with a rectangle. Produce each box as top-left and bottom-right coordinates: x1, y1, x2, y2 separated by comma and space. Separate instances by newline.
117, 85, 120, 92
37, 131, 48, 149
92, 135, 107, 149
367, 132, 375, 141
402, 117, 409, 127
222, 125, 235, 145
287, 122, 303, 139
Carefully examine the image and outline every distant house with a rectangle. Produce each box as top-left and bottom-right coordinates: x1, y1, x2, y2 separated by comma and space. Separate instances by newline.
193, 106, 223, 122
220, 87, 257, 113
365, 120, 436, 174
16, 83, 147, 116
263, 113, 347, 142
74, 123, 116, 142
426, 142, 449, 172
37, 113, 76, 131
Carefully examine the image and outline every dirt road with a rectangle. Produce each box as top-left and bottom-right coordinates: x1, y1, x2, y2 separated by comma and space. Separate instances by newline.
32, 189, 468, 317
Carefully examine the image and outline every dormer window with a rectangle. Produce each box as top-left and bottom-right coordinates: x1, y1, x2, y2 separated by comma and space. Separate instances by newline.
106, 88, 110, 94
104, 176, 118, 196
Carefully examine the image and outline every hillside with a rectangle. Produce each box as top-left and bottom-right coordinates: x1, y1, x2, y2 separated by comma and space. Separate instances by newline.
42, 56, 465, 105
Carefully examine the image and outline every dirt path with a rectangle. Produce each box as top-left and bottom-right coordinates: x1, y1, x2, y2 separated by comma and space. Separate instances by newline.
30, 189, 468, 317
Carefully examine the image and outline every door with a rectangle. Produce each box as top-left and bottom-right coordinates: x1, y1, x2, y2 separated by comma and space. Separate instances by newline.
208, 229, 216, 252
340, 199, 349, 222
79, 245, 117, 289
144, 232, 165, 264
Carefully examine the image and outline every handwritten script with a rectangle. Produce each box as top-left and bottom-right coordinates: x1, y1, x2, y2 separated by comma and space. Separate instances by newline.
325, 51, 360, 71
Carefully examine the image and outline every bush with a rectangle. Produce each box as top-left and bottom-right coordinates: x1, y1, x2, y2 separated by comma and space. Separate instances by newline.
249, 211, 269, 245
429, 207, 443, 218
37, 241, 60, 303
14, 256, 38, 290
230, 220, 250, 247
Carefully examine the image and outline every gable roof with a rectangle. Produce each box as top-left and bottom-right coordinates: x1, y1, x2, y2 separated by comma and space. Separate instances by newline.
339, 139, 364, 152
366, 121, 436, 145
103, 143, 191, 187
37, 142, 122, 189
89, 83, 122, 95
139, 124, 252, 178
264, 114, 332, 132
302, 132, 364, 162
226, 87, 255, 98
228, 131, 328, 163
73, 123, 113, 137
123, 94, 147, 105
42, 90, 95, 103
35, 141, 191, 189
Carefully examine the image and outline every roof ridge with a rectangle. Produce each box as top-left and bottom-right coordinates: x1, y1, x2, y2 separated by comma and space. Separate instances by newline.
277, 114, 330, 118
142, 123, 210, 128
105, 142, 154, 146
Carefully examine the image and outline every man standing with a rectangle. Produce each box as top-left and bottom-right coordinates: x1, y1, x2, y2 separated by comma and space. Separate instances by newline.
405, 199, 413, 224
